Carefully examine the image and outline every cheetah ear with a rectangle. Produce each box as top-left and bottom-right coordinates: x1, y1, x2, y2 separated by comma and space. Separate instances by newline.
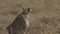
28, 8, 30, 11
28, 8, 32, 12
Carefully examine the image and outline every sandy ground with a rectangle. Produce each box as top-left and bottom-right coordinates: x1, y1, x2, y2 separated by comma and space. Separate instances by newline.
0, 0, 60, 34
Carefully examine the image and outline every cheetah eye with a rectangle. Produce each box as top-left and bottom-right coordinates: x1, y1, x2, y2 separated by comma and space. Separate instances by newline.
23, 8, 24, 10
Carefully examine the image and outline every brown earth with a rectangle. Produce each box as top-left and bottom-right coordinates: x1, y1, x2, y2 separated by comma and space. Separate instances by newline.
0, 0, 60, 34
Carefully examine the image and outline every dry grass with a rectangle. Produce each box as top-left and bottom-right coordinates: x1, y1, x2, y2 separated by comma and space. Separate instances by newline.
0, 0, 60, 34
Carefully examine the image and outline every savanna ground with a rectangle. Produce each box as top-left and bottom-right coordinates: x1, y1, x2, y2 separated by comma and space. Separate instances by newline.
0, 0, 60, 34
